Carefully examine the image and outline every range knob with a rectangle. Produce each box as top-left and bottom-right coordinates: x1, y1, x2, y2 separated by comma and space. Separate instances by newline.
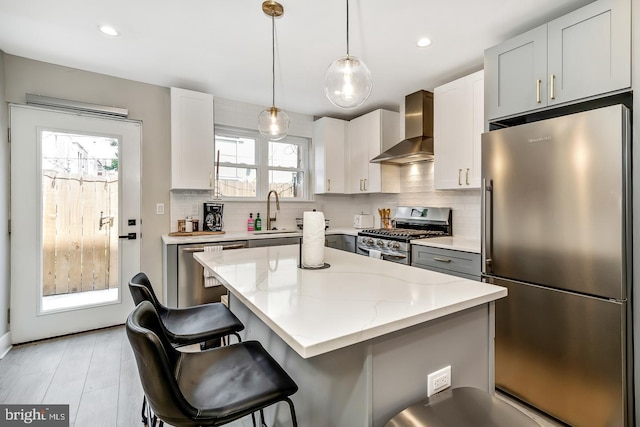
366, 238, 374, 245
376, 239, 385, 247
387, 241, 400, 249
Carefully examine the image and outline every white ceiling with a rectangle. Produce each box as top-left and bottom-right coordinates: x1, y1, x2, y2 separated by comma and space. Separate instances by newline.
0, 0, 594, 120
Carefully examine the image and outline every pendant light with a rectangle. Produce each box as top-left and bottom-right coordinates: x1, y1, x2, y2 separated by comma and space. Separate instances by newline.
258, 1, 290, 141
323, 0, 372, 109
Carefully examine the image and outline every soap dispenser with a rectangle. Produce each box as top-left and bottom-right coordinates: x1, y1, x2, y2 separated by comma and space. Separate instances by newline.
247, 213, 255, 231
255, 213, 262, 231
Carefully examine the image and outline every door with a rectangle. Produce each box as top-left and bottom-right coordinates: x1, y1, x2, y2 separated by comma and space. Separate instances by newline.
547, 0, 631, 106
348, 114, 368, 193
10, 104, 141, 343
484, 24, 547, 120
481, 105, 629, 299
434, 74, 470, 189
489, 276, 628, 427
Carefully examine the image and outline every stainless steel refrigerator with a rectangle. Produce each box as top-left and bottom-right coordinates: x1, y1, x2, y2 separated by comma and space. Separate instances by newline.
481, 104, 633, 426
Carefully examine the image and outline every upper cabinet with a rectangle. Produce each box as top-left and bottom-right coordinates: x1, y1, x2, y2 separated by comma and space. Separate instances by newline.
170, 87, 215, 190
348, 109, 400, 194
434, 70, 484, 190
313, 117, 347, 194
484, 0, 630, 121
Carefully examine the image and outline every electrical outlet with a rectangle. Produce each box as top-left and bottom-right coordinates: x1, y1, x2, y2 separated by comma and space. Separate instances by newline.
192, 204, 199, 215
427, 365, 451, 397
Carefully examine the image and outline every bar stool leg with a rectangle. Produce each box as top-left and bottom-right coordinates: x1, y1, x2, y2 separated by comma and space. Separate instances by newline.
141, 396, 148, 425
286, 398, 299, 427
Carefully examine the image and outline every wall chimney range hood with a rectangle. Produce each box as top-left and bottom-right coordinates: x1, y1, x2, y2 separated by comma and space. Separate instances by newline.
370, 90, 434, 165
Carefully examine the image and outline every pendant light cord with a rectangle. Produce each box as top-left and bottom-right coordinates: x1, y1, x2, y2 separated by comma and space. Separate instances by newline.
346, 0, 350, 57
271, 13, 276, 108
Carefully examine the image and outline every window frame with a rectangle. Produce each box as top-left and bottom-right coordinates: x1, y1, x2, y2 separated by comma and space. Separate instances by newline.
214, 125, 311, 201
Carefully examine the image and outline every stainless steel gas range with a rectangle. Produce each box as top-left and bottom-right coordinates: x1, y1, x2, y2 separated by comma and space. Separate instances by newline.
356, 207, 452, 265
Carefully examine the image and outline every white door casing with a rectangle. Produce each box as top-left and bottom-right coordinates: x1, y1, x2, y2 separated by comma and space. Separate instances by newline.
10, 104, 141, 343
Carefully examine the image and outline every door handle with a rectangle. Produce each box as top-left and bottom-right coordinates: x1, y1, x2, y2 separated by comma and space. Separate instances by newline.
119, 232, 137, 240
481, 179, 493, 274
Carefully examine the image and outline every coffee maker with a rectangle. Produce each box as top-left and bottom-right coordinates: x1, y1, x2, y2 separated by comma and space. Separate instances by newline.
203, 202, 224, 232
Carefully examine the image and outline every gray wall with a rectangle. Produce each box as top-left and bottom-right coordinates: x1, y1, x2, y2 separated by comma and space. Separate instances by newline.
0, 51, 8, 338
3, 54, 171, 308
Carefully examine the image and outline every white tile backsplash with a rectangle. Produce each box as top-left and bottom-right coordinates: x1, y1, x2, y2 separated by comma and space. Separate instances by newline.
170, 162, 480, 238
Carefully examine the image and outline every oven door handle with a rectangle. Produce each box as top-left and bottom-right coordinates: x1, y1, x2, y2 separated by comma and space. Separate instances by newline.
357, 246, 408, 262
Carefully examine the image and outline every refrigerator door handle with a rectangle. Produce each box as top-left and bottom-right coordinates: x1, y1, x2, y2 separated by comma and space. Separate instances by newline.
481, 178, 493, 274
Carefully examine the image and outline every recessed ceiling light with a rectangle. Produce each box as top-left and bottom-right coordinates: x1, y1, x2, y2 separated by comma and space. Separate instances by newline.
417, 37, 432, 48
98, 25, 119, 37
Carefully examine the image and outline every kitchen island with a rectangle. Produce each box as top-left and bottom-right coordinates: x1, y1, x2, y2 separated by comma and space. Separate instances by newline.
194, 245, 506, 427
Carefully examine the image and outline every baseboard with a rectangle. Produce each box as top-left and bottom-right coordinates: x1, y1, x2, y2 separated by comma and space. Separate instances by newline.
0, 331, 12, 359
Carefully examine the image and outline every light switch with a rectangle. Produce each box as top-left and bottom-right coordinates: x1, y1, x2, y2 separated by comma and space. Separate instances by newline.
156, 203, 165, 215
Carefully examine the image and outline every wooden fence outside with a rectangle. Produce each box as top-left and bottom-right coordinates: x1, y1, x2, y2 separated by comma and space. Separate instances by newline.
42, 172, 118, 296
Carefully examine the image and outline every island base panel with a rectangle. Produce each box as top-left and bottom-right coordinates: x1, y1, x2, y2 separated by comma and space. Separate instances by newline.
229, 293, 493, 427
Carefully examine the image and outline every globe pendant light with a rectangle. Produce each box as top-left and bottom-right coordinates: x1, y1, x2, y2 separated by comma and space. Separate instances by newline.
258, 1, 290, 141
323, 0, 372, 109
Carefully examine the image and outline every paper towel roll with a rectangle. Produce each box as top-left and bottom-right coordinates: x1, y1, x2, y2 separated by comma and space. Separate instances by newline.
302, 211, 325, 268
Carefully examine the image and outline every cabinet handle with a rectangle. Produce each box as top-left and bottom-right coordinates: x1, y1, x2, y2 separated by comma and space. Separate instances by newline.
209, 172, 213, 187
360, 179, 363, 191
364, 179, 367, 191
550, 74, 556, 100
327, 179, 331, 192
433, 256, 452, 263
536, 79, 542, 103
466, 168, 470, 185
458, 169, 462, 186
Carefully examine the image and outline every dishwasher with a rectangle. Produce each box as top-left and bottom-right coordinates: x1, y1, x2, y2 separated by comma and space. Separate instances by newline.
177, 241, 247, 308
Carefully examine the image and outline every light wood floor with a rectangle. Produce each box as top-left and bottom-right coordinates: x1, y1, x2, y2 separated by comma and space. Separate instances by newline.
0, 325, 143, 427
1, 326, 564, 427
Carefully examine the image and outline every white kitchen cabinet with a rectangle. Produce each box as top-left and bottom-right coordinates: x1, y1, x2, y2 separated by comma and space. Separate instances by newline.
313, 117, 347, 194
347, 109, 400, 194
485, 0, 630, 121
434, 70, 484, 190
170, 87, 215, 190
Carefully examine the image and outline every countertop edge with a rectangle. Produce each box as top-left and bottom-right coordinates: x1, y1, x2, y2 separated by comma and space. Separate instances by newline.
162, 227, 359, 244
411, 237, 481, 254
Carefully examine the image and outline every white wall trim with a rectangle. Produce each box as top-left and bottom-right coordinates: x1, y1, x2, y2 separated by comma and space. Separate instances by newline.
0, 331, 11, 359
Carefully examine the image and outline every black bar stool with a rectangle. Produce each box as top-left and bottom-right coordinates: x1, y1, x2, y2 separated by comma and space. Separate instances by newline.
128, 272, 245, 424
126, 301, 299, 427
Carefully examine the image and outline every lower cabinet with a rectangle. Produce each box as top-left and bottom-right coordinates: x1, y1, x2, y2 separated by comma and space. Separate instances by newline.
325, 234, 356, 253
411, 246, 481, 281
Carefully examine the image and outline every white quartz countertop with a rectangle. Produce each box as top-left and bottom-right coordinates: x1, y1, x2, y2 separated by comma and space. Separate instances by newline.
194, 245, 506, 358
412, 236, 481, 254
162, 227, 358, 245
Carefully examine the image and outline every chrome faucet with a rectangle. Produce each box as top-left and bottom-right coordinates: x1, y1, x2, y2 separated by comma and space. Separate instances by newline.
266, 190, 280, 230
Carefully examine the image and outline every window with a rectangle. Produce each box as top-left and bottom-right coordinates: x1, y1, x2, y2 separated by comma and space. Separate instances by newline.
214, 126, 310, 200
